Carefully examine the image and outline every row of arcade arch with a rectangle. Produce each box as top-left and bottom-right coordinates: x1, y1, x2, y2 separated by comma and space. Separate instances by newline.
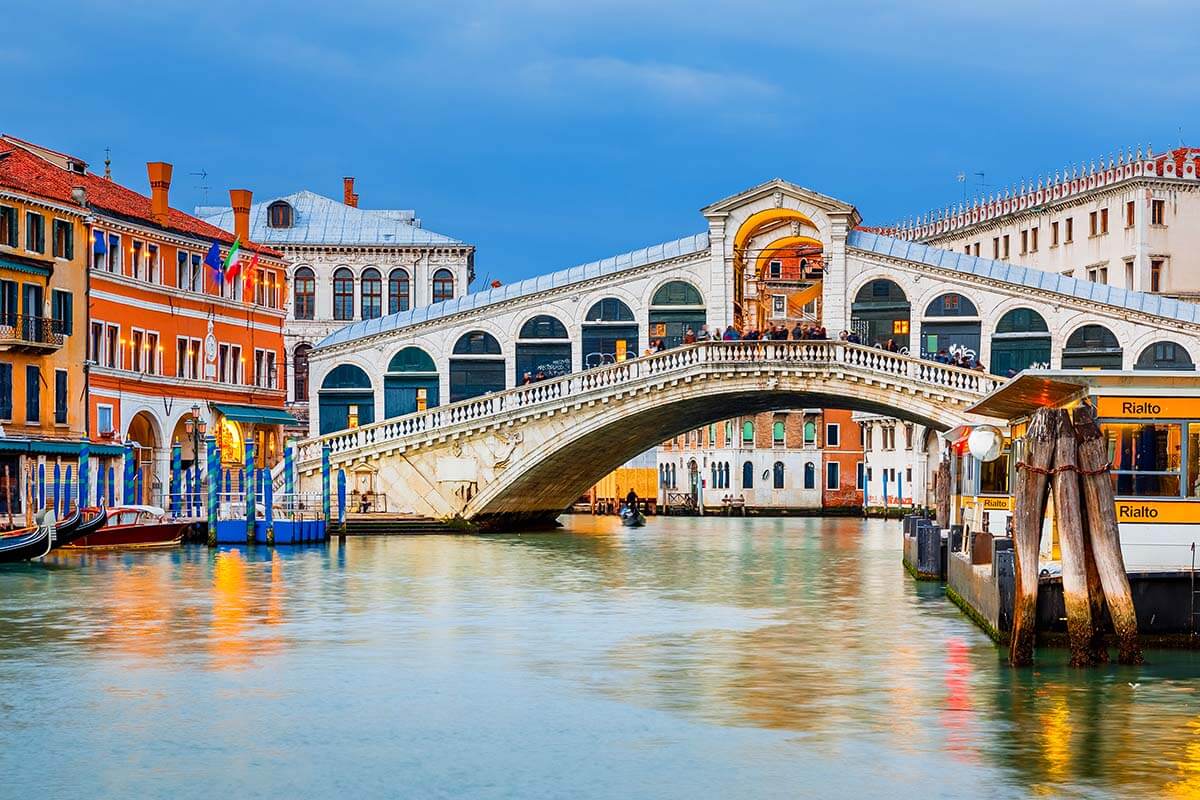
851, 279, 1194, 374
316, 281, 707, 433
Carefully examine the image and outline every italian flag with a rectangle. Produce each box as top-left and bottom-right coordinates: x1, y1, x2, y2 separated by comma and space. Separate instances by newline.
223, 238, 242, 282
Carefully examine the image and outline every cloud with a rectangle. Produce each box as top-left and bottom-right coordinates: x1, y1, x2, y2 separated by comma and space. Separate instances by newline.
517, 56, 779, 107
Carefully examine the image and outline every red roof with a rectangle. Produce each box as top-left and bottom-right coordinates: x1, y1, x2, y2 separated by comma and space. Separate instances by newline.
0, 135, 281, 258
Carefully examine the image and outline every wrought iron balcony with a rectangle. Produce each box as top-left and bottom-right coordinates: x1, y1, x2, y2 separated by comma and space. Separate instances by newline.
0, 315, 65, 351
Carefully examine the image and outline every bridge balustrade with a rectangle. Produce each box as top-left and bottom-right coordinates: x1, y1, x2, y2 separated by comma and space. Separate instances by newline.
299, 341, 1000, 467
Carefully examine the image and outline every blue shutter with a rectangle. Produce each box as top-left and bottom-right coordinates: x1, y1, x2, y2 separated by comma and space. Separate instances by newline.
0, 363, 11, 419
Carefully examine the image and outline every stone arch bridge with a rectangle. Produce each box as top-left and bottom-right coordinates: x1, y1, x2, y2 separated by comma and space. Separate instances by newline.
296, 179, 1200, 527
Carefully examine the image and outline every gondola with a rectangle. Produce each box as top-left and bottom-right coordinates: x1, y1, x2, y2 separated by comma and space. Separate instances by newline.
620, 505, 646, 528
0, 518, 52, 563
51, 505, 106, 549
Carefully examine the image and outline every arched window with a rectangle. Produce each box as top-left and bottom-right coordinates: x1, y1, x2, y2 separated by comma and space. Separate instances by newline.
775, 461, 786, 489
711, 463, 718, 490
924, 293, 979, 317
519, 315, 569, 339
742, 461, 754, 489
360, 268, 382, 320
722, 462, 730, 489
670, 463, 677, 489
292, 343, 312, 402
1135, 341, 1195, 371
582, 298, 637, 369
922, 292, 981, 361
772, 420, 785, 446
649, 281, 705, 348
293, 267, 315, 321
803, 421, 816, 445
803, 462, 815, 489
517, 315, 571, 383
388, 269, 410, 314
384, 346, 439, 417
990, 307, 1051, 376
432, 269, 455, 303
453, 331, 502, 355
450, 331, 504, 402
742, 420, 754, 445
1062, 324, 1122, 370
318, 364, 374, 434
267, 201, 293, 229
851, 279, 910, 351
333, 267, 354, 321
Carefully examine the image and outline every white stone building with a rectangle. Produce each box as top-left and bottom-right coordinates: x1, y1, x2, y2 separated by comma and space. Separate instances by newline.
198, 178, 474, 430
853, 413, 939, 509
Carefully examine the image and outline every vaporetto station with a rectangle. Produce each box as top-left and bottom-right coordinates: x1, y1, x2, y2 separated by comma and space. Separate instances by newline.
294, 180, 1200, 528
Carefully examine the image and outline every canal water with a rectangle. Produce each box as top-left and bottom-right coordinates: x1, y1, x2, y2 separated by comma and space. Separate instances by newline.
2, 517, 1198, 799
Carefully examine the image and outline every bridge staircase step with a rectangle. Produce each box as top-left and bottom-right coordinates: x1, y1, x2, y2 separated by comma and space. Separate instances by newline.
340, 515, 457, 536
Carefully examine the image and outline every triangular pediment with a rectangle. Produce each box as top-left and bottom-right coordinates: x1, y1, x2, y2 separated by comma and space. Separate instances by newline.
702, 178, 860, 224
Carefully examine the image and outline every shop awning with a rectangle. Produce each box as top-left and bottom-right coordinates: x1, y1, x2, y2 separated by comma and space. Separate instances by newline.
0, 254, 52, 278
213, 404, 298, 426
0, 438, 124, 456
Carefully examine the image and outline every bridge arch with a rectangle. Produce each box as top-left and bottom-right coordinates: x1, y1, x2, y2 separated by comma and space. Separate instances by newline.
754, 235, 824, 279
731, 208, 824, 325
385, 346, 440, 417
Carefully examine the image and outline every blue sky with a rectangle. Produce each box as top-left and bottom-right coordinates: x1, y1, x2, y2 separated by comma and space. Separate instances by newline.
7, 1, 1198, 285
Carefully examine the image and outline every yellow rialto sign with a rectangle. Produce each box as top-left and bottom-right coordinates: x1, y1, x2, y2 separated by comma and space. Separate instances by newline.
1115, 501, 1200, 524
979, 496, 1013, 511
1096, 396, 1200, 419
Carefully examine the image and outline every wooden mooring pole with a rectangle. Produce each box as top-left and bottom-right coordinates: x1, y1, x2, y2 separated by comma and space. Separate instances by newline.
1009, 407, 1055, 667
1074, 404, 1143, 665
1049, 408, 1097, 666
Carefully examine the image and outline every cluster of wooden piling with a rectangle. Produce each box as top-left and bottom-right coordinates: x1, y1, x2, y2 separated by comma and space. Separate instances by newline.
1009, 405, 1142, 667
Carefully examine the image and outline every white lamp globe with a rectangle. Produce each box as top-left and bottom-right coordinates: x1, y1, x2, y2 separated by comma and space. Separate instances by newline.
967, 425, 1003, 462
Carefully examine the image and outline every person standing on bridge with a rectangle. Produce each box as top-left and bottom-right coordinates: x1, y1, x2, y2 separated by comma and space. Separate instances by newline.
723, 327, 740, 341
793, 322, 805, 340
697, 324, 711, 342
684, 327, 697, 344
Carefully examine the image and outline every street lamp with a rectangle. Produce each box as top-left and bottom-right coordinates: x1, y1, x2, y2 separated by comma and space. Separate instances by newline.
183, 404, 207, 512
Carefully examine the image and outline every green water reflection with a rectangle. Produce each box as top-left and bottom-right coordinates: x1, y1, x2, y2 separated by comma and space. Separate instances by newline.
0, 516, 1197, 799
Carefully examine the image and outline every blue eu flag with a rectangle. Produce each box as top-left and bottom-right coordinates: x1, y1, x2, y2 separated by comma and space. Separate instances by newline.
204, 240, 223, 283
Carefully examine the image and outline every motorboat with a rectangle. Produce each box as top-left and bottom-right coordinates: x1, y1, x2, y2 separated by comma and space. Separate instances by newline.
63, 505, 190, 550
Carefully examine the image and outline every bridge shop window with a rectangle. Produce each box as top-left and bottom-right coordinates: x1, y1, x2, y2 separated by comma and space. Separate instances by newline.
921, 292, 980, 362
851, 279, 910, 353
516, 315, 571, 384
450, 331, 504, 402
582, 298, 637, 370
648, 281, 705, 349
1103, 422, 1183, 497
385, 347, 439, 417
989, 307, 1050, 377
318, 364, 374, 435
1134, 341, 1195, 371
388, 269, 410, 314
1062, 324, 1122, 370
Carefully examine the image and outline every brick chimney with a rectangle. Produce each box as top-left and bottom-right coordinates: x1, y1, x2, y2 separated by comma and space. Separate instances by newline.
343, 176, 359, 208
229, 188, 253, 243
146, 162, 173, 226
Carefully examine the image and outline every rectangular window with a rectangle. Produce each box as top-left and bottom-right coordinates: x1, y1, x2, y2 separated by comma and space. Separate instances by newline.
175, 337, 200, 379
146, 244, 158, 283
1151, 199, 1165, 226
1089, 211, 1097, 237
231, 345, 242, 384
992, 237, 999, 259
52, 219, 74, 260
0, 205, 16, 247
54, 369, 67, 424
772, 295, 785, 315
972, 242, 980, 257
1126, 200, 1136, 228
218, 343, 229, 383
146, 332, 159, 375
1100, 207, 1108, 234
1125, 260, 1134, 290
0, 363, 11, 419
131, 329, 144, 372
1065, 217, 1073, 242
104, 324, 119, 368
256, 269, 267, 306
856, 461, 865, 490
97, 404, 113, 434
1105, 422, 1181, 497
826, 461, 840, 490
25, 365, 39, 424
176, 251, 190, 289
1002, 234, 1009, 259
906, 466, 913, 484
1020, 229, 1028, 254
25, 212, 45, 253
1051, 220, 1059, 246
51, 289, 73, 336
826, 423, 840, 447
89, 321, 103, 363
107, 233, 121, 273
131, 240, 143, 279
963, 245, 970, 254
1150, 259, 1164, 293
769, 259, 781, 278
1030, 226, 1038, 252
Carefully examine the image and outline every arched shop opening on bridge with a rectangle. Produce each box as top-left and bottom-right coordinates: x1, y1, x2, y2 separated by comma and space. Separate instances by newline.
1062, 324, 1123, 370
648, 281, 705, 348
319, 364, 374, 434
920, 292, 980, 361
450, 331, 504, 402
515, 315, 572, 383
582, 298, 637, 369
989, 308, 1051, 376
385, 347, 440, 417
851, 279, 910, 351
1135, 341, 1195, 371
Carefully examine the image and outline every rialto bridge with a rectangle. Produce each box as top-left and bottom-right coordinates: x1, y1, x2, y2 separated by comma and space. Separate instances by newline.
295, 179, 1200, 527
